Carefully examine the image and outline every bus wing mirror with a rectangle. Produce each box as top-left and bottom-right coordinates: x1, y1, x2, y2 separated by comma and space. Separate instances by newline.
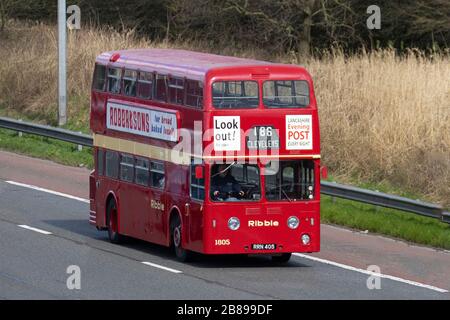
321, 166, 328, 180
195, 165, 204, 179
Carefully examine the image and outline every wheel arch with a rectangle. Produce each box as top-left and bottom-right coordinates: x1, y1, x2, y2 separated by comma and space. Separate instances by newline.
168, 205, 183, 246
105, 191, 119, 232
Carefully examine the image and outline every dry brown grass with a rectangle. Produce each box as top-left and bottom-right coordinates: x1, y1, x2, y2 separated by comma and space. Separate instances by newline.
302, 49, 450, 206
0, 22, 449, 205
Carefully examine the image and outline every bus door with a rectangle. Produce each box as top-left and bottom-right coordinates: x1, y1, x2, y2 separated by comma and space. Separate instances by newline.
118, 154, 138, 236
147, 160, 166, 243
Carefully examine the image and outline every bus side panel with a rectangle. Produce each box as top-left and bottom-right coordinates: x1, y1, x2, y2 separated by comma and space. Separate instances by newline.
187, 201, 204, 252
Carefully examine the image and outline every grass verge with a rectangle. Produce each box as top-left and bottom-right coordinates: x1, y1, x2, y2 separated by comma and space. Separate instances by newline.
321, 195, 450, 250
0, 128, 93, 168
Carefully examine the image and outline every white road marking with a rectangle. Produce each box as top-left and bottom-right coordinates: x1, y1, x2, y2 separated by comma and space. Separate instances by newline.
293, 253, 449, 293
141, 261, 183, 274
5, 181, 89, 203
17, 224, 52, 235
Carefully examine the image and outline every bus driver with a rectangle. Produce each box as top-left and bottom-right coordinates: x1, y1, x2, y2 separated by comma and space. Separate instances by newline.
211, 163, 245, 201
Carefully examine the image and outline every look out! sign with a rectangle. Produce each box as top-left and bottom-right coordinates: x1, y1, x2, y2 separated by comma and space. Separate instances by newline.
213, 116, 241, 151
286, 115, 313, 150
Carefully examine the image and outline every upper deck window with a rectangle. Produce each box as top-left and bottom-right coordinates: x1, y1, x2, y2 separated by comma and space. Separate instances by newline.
263, 80, 309, 108
186, 80, 203, 109
137, 72, 153, 99
123, 69, 137, 97
107, 67, 122, 94
212, 81, 259, 109
92, 64, 106, 91
155, 74, 168, 101
168, 77, 185, 105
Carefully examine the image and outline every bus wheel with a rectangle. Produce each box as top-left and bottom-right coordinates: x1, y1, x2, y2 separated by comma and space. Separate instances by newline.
272, 253, 292, 263
171, 215, 191, 262
106, 199, 122, 244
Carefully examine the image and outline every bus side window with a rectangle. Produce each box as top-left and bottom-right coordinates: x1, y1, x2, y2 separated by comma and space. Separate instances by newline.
186, 80, 203, 109
150, 161, 165, 189
105, 151, 119, 179
155, 74, 168, 101
120, 154, 134, 183
123, 69, 137, 97
168, 77, 184, 105
97, 149, 105, 176
107, 67, 122, 94
135, 157, 150, 186
137, 72, 153, 99
190, 162, 205, 200
92, 64, 106, 91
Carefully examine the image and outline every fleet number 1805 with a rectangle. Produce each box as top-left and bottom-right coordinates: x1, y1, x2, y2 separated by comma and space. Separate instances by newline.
215, 239, 230, 246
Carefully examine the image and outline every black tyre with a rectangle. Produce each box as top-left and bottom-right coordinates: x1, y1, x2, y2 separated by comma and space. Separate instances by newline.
170, 215, 191, 262
272, 253, 292, 263
106, 199, 123, 244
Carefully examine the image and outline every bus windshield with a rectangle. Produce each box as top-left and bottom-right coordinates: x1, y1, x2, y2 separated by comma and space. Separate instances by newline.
263, 80, 309, 108
265, 160, 315, 201
212, 81, 259, 109
210, 163, 261, 201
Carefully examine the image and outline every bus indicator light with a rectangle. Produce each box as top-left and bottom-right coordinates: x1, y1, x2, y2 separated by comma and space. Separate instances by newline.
109, 53, 120, 62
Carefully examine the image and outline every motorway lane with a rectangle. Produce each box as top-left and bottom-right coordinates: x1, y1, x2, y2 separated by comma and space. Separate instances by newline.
0, 180, 448, 299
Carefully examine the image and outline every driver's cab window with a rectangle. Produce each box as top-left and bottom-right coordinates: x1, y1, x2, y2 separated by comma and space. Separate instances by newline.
282, 166, 294, 188
190, 160, 205, 201
210, 163, 261, 202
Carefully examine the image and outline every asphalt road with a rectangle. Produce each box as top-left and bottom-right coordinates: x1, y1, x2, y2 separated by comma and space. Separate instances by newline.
0, 180, 448, 300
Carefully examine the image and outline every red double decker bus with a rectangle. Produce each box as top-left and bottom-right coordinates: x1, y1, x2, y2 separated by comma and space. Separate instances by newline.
89, 49, 322, 262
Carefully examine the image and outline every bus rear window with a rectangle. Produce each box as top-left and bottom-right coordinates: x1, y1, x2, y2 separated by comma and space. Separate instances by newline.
92, 64, 106, 91
263, 80, 309, 108
212, 81, 259, 109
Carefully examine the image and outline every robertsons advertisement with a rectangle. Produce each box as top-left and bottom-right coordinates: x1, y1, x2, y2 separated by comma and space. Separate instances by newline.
106, 101, 178, 142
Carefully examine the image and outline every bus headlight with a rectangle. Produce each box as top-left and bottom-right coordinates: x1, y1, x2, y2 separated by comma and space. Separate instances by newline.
228, 217, 240, 231
301, 233, 311, 245
287, 216, 299, 229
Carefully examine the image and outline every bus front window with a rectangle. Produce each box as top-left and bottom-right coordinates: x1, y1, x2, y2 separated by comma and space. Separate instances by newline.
210, 163, 261, 202
263, 80, 309, 108
265, 160, 315, 201
212, 81, 259, 109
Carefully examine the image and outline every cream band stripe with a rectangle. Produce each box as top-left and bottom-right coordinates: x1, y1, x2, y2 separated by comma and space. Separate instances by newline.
93, 133, 320, 164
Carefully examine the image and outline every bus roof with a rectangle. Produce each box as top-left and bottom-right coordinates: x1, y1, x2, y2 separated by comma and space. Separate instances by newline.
96, 49, 297, 79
